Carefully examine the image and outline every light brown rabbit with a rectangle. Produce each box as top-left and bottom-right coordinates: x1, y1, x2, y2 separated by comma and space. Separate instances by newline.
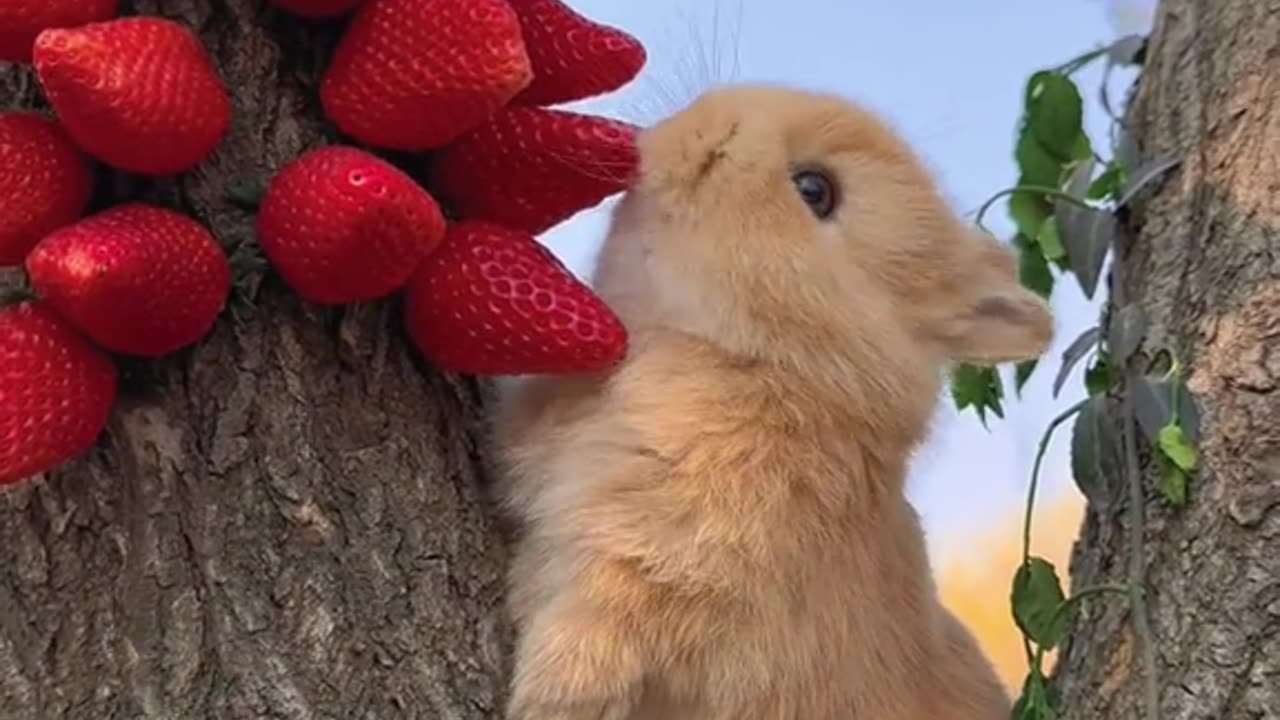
491, 84, 1053, 720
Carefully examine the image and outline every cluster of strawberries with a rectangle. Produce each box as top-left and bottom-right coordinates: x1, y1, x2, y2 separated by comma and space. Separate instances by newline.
0, 0, 645, 485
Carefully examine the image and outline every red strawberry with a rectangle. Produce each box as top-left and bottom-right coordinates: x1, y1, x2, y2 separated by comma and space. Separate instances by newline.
33, 17, 231, 175
256, 146, 446, 304
0, 112, 94, 266
270, 0, 362, 19
25, 204, 231, 357
0, 301, 117, 486
0, 0, 118, 63
431, 106, 638, 235
320, 0, 533, 151
404, 221, 627, 375
507, 0, 646, 106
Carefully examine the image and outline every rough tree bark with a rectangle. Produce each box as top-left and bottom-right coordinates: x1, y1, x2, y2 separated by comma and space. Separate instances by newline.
1054, 1, 1279, 718
0, 2, 512, 718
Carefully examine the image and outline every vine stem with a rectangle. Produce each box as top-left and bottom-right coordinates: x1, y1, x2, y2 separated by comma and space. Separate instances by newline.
1052, 45, 1110, 75
1021, 398, 1089, 563
970, 185, 1095, 234
1037, 583, 1131, 662
1111, 245, 1161, 718
1053, 583, 1129, 627
1017, 396, 1088, 665
1121, 363, 1161, 718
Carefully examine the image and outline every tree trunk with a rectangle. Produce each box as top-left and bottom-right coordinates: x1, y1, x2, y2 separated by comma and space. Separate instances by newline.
1053, 1, 1280, 718
0, 2, 512, 718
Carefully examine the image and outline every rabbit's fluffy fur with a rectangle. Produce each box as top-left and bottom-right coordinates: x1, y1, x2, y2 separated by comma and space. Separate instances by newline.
492, 84, 1054, 720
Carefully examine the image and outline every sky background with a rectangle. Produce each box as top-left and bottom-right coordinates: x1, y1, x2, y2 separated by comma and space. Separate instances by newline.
533, 0, 1154, 565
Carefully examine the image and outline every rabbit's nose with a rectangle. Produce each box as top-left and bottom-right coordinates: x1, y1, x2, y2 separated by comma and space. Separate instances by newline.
638, 108, 741, 191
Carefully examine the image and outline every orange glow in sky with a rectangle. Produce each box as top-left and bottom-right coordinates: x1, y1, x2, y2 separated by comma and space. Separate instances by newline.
936, 487, 1086, 692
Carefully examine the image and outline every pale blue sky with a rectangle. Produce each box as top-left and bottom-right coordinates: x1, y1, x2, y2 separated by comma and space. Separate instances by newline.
535, 0, 1149, 559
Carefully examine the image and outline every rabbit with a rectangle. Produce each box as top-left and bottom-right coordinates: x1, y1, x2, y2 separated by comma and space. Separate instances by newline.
490, 83, 1054, 720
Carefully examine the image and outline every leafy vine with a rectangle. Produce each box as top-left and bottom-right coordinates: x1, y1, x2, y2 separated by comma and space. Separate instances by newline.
950, 31, 1203, 720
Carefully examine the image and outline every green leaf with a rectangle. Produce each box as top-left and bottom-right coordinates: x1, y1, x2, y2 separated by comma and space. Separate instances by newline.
1064, 157, 1096, 198
1085, 353, 1112, 395
1108, 304, 1148, 364
1011, 557, 1069, 649
1160, 463, 1189, 507
1015, 359, 1038, 394
1070, 130, 1093, 162
1016, 130, 1065, 188
1025, 71, 1085, 161
1157, 423, 1198, 472
1036, 220, 1067, 261
1052, 326, 1100, 398
1115, 155, 1182, 208
950, 363, 1005, 427
1018, 238, 1055, 299
1071, 395, 1119, 505
1131, 376, 1201, 445
1009, 190, 1052, 240
1054, 200, 1117, 299
1012, 668, 1058, 720
1086, 165, 1124, 201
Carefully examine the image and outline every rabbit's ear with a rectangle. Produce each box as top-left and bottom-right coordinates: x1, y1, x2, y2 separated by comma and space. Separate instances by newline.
936, 233, 1054, 364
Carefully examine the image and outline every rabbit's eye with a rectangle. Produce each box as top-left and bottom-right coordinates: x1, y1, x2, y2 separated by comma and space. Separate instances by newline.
791, 169, 838, 220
